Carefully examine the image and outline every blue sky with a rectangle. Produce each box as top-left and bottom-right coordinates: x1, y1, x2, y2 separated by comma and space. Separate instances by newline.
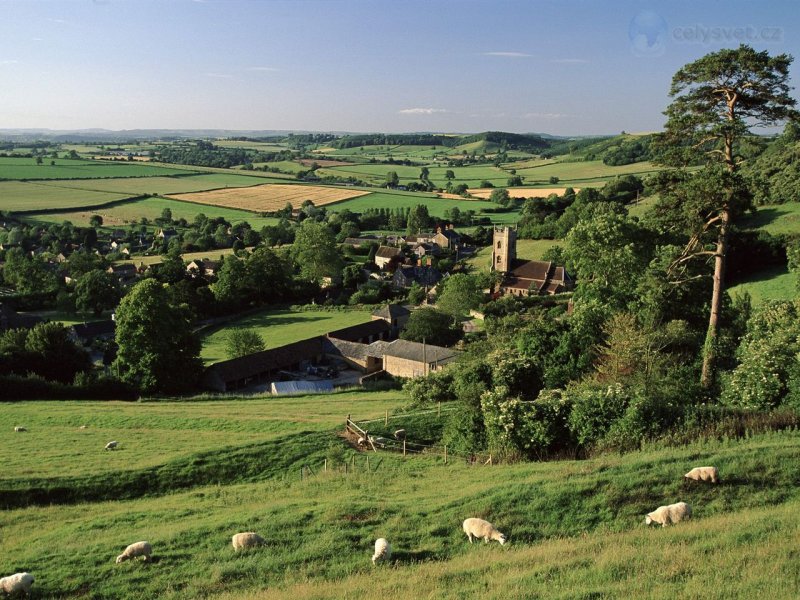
1, 0, 798, 134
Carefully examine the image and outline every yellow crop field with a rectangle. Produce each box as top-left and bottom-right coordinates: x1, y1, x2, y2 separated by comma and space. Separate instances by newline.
468, 186, 580, 199
167, 183, 370, 212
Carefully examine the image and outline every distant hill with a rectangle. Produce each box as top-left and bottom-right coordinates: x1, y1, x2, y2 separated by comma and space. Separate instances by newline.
544, 132, 655, 165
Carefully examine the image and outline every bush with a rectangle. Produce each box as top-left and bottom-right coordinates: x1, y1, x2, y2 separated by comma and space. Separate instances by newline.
567, 383, 631, 447
402, 370, 454, 407
0, 374, 137, 401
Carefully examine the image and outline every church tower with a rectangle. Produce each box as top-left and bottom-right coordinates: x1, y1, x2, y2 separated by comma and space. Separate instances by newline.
491, 226, 516, 272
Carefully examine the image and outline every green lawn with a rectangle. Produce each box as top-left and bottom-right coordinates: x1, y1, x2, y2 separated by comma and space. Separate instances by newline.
0, 156, 190, 180
741, 201, 800, 236
510, 159, 665, 186
26, 172, 275, 195
200, 308, 373, 364
729, 264, 797, 303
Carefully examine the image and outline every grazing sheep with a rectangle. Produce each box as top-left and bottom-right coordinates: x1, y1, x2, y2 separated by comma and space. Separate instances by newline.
13, 426, 26, 433
372, 538, 391, 564
0, 572, 34, 596
645, 502, 692, 527
684, 466, 720, 484
232, 532, 266, 551
115, 541, 152, 563
462, 518, 507, 545
105, 441, 118, 451
79, 425, 88, 430
394, 429, 406, 441
357, 436, 367, 446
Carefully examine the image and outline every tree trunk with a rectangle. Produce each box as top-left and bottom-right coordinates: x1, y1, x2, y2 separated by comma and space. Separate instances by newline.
700, 208, 730, 389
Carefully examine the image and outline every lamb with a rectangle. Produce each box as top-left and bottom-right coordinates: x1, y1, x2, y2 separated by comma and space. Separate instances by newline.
79, 425, 88, 430
684, 466, 720, 484
105, 441, 118, 450
115, 541, 152, 563
13, 426, 26, 433
462, 518, 507, 545
645, 502, 692, 527
393, 429, 407, 441
232, 532, 266, 551
371, 538, 391, 564
0, 572, 34, 596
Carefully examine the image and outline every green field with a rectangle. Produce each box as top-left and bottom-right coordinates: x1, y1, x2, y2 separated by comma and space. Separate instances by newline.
729, 264, 797, 303
316, 164, 513, 188
115, 247, 246, 268
33, 196, 280, 229
200, 308, 373, 364
0, 393, 797, 600
26, 172, 276, 195
0, 180, 133, 212
0, 156, 190, 180
509, 159, 664, 186
327, 190, 521, 225
741, 201, 800, 236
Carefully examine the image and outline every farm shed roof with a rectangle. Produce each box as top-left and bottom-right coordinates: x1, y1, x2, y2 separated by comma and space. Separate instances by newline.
326, 319, 392, 342
371, 304, 411, 321
375, 245, 403, 259
382, 339, 459, 365
203, 337, 325, 387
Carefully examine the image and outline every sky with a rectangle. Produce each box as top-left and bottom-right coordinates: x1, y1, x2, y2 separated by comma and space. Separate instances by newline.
1, 0, 799, 135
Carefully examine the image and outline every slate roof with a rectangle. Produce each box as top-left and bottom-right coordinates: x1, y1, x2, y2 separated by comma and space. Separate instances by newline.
375, 245, 403, 259
381, 339, 459, 365
70, 320, 115, 341
371, 304, 411, 321
326, 319, 392, 342
204, 337, 325, 385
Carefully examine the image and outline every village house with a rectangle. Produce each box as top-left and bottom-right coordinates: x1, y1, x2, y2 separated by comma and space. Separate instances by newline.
491, 226, 574, 296
412, 242, 441, 258
433, 224, 462, 250
186, 259, 219, 279
342, 236, 379, 248
374, 245, 403, 269
392, 263, 443, 290
106, 263, 138, 285
156, 227, 178, 242
371, 303, 411, 337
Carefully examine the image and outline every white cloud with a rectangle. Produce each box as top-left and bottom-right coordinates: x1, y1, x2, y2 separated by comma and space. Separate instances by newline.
483, 51, 531, 58
523, 112, 570, 119
398, 108, 449, 115
551, 58, 589, 64
245, 66, 279, 72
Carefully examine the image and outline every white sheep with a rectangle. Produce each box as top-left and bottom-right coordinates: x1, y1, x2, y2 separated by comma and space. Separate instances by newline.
13, 426, 26, 433
684, 466, 720, 484
79, 425, 88, 430
115, 541, 152, 563
0, 572, 34, 596
232, 532, 266, 551
462, 518, 507, 545
105, 441, 118, 451
645, 502, 692, 527
357, 436, 367, 446
372, 538, 391, 564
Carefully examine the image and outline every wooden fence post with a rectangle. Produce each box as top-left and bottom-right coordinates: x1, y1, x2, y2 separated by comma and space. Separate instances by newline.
366, 456, 370, 472
403, 440, 406, 457
444, 445, 447, 464
324, 459, 327, 473
437, 401, 441, 418
385, 410, 388, 426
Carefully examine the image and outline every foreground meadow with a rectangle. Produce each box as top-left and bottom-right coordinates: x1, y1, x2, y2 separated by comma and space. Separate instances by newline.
0, 392, 798, 599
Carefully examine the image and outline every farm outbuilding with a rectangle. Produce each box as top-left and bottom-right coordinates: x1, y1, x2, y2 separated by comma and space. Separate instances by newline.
270, 380, 334, 396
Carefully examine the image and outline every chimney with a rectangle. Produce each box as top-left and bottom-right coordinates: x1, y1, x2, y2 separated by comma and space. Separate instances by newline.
448, 223, 454, 230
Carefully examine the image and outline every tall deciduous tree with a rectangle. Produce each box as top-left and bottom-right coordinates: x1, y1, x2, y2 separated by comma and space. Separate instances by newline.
74, 270, 121, 316
657, 45, 798, 388
113, 279, 202, 394
291, 220, 343, 283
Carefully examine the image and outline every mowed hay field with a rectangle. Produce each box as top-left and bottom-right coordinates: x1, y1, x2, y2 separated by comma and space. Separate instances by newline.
168, 184, 370, 212
0, 394, 797, 600
26, 173, 273, 196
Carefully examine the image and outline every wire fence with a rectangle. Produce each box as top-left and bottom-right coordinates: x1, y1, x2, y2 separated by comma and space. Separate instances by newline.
345, 408, 495, 466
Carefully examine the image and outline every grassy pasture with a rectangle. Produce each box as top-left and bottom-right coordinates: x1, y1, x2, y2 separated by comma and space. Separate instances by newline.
510, 159, 664, 185
213, 140, 289, 151
0, 405, 797, 600
0, 156, 189, 180
0, 181, 132, 212
34, 196, 280, 229
741, 201, 800, 236
168, 184, 370, 213
200, 308, 373, 364
115, 247, 245, 268
25, 173, 272, 196
729, 264, 796, 303
315, 164, 511, 188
